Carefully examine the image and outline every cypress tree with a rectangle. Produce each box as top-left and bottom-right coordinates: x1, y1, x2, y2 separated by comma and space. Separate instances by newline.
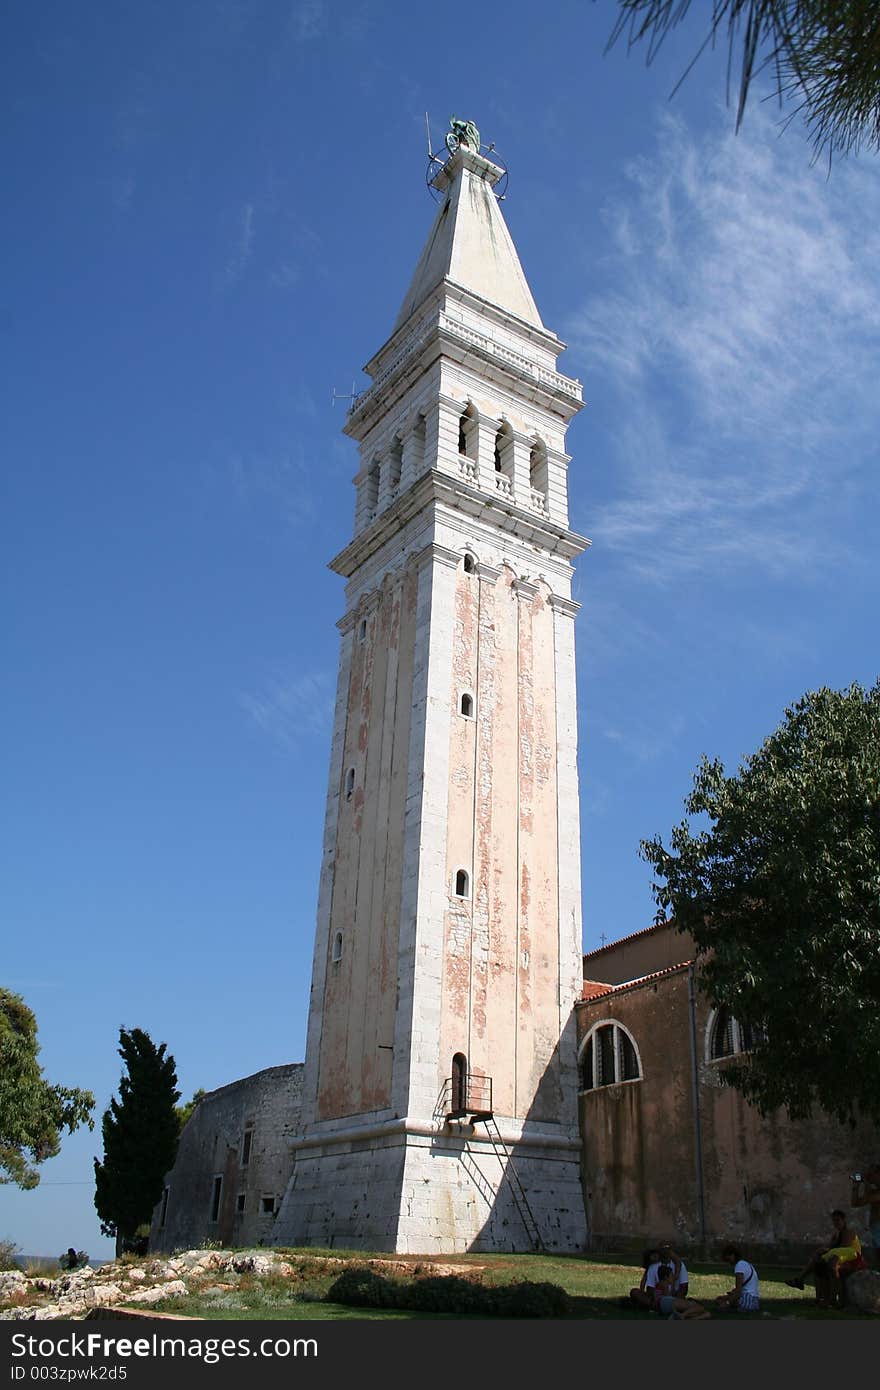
94, 1028, 180, 1253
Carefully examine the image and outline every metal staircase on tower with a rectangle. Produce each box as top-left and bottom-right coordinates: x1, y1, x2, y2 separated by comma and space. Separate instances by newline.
435, 1071, 544, 1252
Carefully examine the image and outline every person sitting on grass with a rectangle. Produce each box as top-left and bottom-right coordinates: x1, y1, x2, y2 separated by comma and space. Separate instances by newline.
786, 1210, 865, 1307
653, 1264, 712, 1320
629, 1247, 663, 1309
715, 1245, 760, 1313
658, 1242, 689, 1297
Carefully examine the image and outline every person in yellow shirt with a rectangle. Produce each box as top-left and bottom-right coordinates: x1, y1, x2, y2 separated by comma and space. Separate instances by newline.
786, 1209, 865, 1307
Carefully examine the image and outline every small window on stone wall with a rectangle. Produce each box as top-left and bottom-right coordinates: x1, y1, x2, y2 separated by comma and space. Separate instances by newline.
454, 869, 470, 899
463, 552, 476, 574
358, 617, 367, 643
159, 1186, 170, 1229
345, 767, 355, 800
261, 1195, 276, 1215
579, 1021, 642, 1091
237, 1193, 246, 1214
210, 1175, 223, 1223
460, 692, 474, 718
331, 931, 344, 964
241, 1128, 253, 1167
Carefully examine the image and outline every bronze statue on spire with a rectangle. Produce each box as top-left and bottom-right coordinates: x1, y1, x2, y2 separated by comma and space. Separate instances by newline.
446, 115, 480, 156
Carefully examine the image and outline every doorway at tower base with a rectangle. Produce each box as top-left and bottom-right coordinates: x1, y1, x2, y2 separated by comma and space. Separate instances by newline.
270, 1120, 586, 1254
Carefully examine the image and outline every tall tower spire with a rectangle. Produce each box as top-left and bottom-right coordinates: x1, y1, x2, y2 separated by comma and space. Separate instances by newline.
274, 128, 589, 1253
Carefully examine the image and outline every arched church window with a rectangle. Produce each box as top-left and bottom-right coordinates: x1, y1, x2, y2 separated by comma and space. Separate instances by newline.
331, 931, 344, 964
454, 868, 470, 899
707, 1009, 763, 1061
462, 552, 476, 574
579, 1020, 642, 1091
460, 692, 474, 718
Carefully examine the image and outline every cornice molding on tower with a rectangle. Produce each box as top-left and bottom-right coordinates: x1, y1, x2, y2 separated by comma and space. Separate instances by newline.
477, 563, 501, 585
411, 541, 461, 572
329, 468, 590, 581
547, 594, 582, 619
512, 577, 539, 602
347, 305, 581, 439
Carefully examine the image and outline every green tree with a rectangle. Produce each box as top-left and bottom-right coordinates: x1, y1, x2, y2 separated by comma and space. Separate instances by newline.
0, 989, 94, 1189
175, 1087, 206, 1133
641, 680, 880, 1125
608, 2, 880, 161
94, 1028, 180, 1252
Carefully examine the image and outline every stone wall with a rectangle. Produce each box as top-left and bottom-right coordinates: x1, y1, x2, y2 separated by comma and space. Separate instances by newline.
576, 947, 878, 1261
150, 1064, 302, 1253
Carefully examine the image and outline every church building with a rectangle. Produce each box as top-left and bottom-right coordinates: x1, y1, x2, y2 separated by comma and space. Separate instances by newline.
150, 123, 874, 1263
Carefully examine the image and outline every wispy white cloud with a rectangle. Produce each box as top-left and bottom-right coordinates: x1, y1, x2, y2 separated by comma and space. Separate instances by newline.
568, 107, 880, 585
225, 447, 319, 528
218, 202, 256, 291
239, 669, 334, 751
289, 0, 327, 43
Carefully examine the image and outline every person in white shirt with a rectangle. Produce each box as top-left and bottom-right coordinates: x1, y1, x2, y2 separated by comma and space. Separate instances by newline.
630, 1244, 688, 1308
659, 1242, 689, 1296
715, 1244, 760, 1313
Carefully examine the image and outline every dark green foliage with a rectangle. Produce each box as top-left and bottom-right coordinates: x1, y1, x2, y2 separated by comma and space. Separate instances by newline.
93, 1028, 180, 1244
0, 989, 94, 1189
326, 1266, 573, 1317
641, 681, 880, 1124
608, 2, 880, 161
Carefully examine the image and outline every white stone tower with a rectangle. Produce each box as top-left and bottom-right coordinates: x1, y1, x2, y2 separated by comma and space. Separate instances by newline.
273, 136, 589, 1253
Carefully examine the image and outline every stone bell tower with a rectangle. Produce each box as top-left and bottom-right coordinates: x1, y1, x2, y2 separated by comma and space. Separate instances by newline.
273, 129, 589, 1253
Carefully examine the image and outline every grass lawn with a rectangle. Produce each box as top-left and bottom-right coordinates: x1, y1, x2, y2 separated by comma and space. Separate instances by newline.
140, 1248, 872, 1321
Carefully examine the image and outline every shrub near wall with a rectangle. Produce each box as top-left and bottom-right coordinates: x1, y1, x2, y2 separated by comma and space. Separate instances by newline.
326, 1267, 572, 1317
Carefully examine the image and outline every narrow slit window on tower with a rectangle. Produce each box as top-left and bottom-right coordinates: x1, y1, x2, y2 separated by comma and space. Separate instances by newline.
345, 767, 355, 800
365, 459, 380, 518
458, 404, 477, 459
454, 869, 470, 899
388, 436, 403, 495
331, 931, 344, 963
529, 437, 549, 508
210, 1175, 223, 1223
241, 1127, 253, 1167
358, 617, 367, 642
460, 692, 474, 718
236, 1192, 246, 1214
159, 1186, 170, 1229
494, 421, 513, 493
451, 1052, 468, 1114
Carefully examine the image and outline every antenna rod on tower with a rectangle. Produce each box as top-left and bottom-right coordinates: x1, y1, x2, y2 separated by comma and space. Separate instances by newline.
425, 111, 432, 159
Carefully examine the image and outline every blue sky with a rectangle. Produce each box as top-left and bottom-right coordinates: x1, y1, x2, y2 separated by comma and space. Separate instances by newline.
3, 2, 879, 1258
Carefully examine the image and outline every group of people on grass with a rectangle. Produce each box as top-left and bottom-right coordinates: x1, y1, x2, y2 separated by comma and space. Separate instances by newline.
628, 1165, 880, 1320
630, 1243, 757, 1319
